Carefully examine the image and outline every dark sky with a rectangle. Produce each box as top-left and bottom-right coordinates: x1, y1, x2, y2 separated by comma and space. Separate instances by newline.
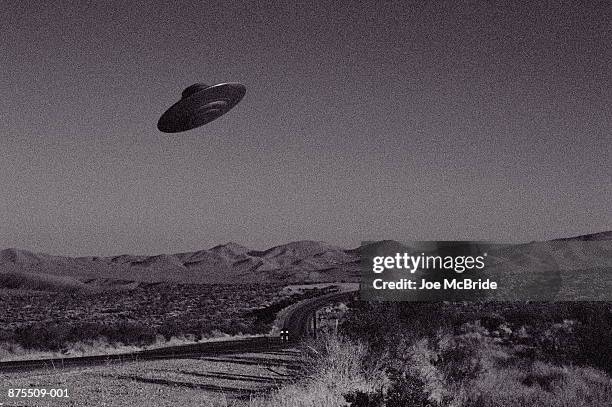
1, 0, 610, 256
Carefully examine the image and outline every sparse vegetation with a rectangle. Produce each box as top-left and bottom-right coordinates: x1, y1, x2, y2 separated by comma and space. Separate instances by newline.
0, 283, 334, 358
248, 335, 386, 407
251, 301, 612, 407
2, 281, 610, 405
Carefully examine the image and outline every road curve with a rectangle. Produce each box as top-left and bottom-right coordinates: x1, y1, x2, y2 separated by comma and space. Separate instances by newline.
0, 288, 358, 372
281, 289, 357, 342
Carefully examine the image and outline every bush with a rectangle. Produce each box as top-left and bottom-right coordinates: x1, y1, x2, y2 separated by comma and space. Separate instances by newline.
344, 390, 384, 407
384, 368, 430, 407
12, 321, 158, 351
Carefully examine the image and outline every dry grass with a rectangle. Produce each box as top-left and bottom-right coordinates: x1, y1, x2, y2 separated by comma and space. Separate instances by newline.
0, 333, 269, 362
385, 323, 612, 407
0, 283, 339, 359
468, 362, 612, 407
248, 334, 385, 407
2, 331, 610, 406
248, 326, 612, 407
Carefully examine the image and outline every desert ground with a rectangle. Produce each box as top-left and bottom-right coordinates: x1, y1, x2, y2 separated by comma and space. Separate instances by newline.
0, 233, 610, 406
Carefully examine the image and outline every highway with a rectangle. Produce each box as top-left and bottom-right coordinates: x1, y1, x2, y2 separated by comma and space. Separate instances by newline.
279, 288, 357, 341
0, 288, 358, 372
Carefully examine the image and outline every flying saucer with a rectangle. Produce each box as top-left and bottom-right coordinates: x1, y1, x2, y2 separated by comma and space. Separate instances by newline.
157, 82, 246, 133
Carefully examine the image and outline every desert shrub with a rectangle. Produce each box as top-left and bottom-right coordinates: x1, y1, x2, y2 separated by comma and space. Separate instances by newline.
383, 367, 430, 407
14, 323, 67, 350
534, 317, 612, 376
157, 319, 183, 340
341, 302, 452, 358
99, 321, 157, 345
343, 301, 612, 374
464, 362, 612, 407
435, 323, 495, 384
574, 324, 612, 374
344, 390, 384, 407
1, 283, 314, 352
487, 303, 612, 375
479, 312, 506, 331
251, 335, 386, 407
12, 321, 158, 351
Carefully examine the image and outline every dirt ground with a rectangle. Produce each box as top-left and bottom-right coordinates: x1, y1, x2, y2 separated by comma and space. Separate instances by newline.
0, 348, 303, 407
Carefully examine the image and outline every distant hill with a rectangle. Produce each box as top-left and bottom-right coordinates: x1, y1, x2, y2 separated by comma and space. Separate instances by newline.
551, 230, 612, 242
0, 232, 609, 292
0, 270, 94, 292
0, 240, 360, 288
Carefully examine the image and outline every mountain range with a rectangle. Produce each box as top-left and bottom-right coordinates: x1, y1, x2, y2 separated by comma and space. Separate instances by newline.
0, 232, 610, 292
